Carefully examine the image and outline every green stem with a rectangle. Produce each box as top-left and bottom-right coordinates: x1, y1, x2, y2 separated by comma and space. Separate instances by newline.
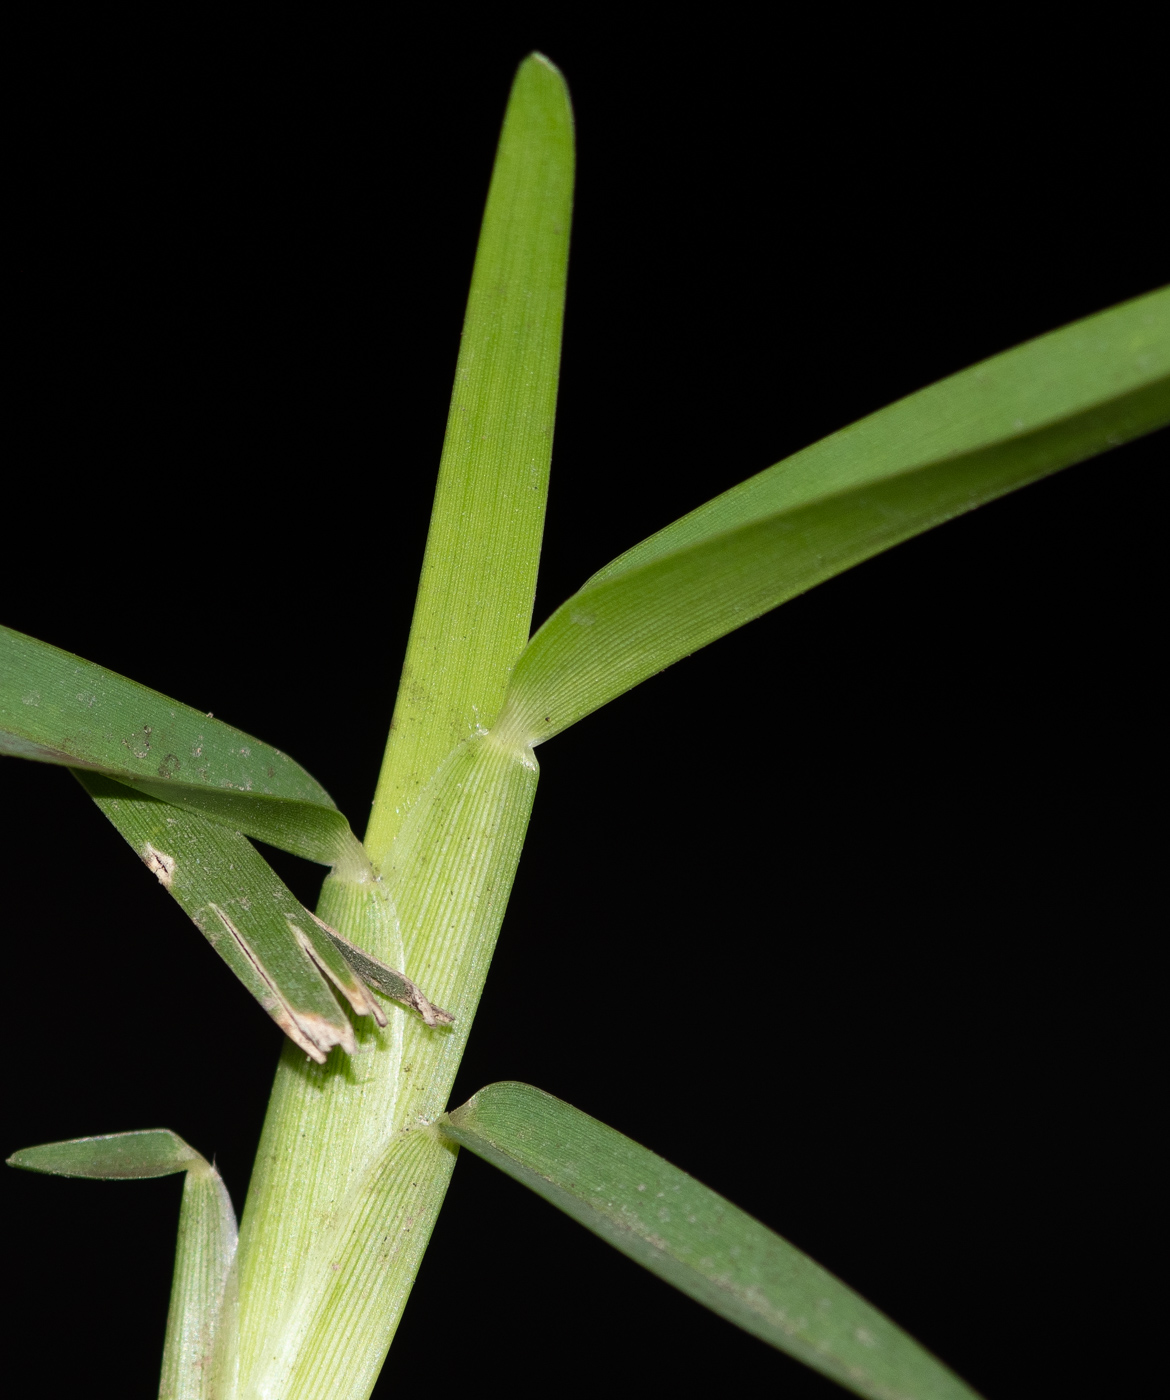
231, 55, 573, 1400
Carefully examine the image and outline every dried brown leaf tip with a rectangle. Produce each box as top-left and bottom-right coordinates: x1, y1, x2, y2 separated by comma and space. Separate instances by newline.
307, 912, 454, 1028
402, 984, 455, 1028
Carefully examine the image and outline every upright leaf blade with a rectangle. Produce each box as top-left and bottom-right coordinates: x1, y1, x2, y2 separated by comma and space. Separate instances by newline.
443, 1083, 979, 1400
499, 288, 1170, 744
363, 52, 573, 868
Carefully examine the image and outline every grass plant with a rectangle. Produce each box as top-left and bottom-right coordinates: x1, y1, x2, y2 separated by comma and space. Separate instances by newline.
4, 53, 1168, 1400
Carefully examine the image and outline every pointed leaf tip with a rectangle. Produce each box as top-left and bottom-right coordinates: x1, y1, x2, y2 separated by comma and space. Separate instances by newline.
443, 1082, 982, 1400
8, 1128, 201, 1179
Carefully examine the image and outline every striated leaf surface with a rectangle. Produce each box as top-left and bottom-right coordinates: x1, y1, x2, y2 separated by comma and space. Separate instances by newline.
443, 1083, 981, 1400
8, 1127, 238, 1400
8, 1127, 199, 1179
500, 288, 1170, 745
76, 772, 420, 1061
0, 624, 361, 869
236, 54, 572, 1396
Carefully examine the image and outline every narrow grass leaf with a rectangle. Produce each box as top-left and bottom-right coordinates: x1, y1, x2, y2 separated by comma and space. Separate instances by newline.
7, 1127, 198, 1178
442, 1082, 980, 1400
77, 771, 373, 1060
0, 632, 438, 1053
309, 913, 453, 1027
0, 624, 363, 870
8, 1129, 238, 1400
364, 52, 573, 869
499, 288, 1170, 744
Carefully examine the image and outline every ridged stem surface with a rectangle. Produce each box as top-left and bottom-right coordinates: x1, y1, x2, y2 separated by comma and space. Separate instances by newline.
233, 55, 572, 1399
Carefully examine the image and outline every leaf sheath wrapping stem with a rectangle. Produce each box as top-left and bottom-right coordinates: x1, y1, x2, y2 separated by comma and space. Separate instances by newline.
237, 734, 538, 1398
162, 1161, 240, 1400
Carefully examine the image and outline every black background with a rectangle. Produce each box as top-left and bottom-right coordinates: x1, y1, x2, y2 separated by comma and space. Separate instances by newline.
2, 11, 1163, 1399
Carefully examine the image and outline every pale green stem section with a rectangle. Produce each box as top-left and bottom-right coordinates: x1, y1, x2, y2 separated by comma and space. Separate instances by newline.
160, 1162, 239, 1400
234, 54, 571, 1399
248, 735, 536, 1399
265, 1129, 455, 1400
234, 875, 405, 1390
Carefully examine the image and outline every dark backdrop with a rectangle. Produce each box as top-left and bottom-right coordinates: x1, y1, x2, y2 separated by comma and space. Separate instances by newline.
3, 12, 1162, 1400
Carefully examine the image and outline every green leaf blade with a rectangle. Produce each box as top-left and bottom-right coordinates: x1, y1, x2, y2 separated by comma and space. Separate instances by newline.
0, 624, 359, 867
363, 52, 573, 868
443, 1083, 980, 1400
7, 1127, 239, 1398
500, 288, 1170, 744
76, 771, 366, 1061
7, 1128, 199, 1179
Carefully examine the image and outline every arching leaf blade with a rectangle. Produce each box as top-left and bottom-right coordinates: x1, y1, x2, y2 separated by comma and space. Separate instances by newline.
442, 1083, 980, 1400
0, 624, 360, 867
587, 286, 1169, 584
500, 288, 1169, 744
8, 1129, 238, 1400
